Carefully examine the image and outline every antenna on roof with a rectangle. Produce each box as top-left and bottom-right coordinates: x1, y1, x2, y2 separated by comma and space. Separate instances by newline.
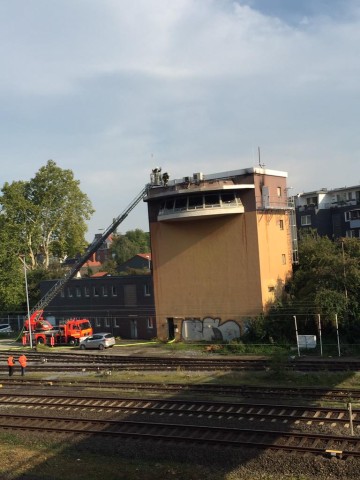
258, 146, 265, 168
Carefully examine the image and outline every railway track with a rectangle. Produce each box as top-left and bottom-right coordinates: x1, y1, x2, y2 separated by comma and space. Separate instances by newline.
1, 378, 360, 401
1, 351, 360, 372
0, 391, 358, 429
0, 412, 359, 458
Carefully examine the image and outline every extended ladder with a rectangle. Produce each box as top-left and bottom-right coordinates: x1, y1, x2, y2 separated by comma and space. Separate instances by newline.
27, 184, 149, 322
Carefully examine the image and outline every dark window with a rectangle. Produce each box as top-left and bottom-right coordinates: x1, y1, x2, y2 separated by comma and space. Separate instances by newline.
204, 194, 220, 207
188, 196, 203, 209
221, 193, 236, 205
165, 198, 175, 210
174, 197, 187, 210
124, 284, 137, 306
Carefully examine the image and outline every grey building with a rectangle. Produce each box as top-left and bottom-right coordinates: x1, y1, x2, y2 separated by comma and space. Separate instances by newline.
295, 185, 360, 239
40, 274, 156, 340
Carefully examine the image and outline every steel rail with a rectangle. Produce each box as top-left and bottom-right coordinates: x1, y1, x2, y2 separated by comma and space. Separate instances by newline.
1, 379, 360, 401
0, 413, 359, 457
1, 392, 358, 427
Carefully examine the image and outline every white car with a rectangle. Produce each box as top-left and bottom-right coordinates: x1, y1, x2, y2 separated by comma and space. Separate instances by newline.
0, 324, 13, 334
79, 333, 116, 350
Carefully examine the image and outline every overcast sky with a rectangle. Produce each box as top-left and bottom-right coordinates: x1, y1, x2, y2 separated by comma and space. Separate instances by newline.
1, 0, 359, 239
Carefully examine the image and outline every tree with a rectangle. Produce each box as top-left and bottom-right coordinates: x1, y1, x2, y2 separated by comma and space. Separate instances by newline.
250, 233, 360, 343
0, 160, 94, 269
0, 216, 24, 312
110, 229, 150, 266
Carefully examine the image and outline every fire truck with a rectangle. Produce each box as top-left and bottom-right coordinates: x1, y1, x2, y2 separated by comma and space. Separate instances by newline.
24, 309, 92, 346
22, 184, 149, 346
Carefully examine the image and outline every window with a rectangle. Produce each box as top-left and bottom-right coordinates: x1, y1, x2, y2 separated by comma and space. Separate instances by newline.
221, 193, 236, 205
114, 318, 120, 327
105, 318, 110, 328
277, 187, 282, 198
147, 318, 154, 329
84, 286, 90, 297
282, 254, 286, 265
188, 195, 203, 209
144, 284, 151, 296
124, 284, 137, 306
174, 197, 187, 210
67, 288, 73, 298
346, 209, 360, 221
111, 285, 117, 296
60, 290, 65, 298
102, 286, 108, 297
346, 230, 356, 238
279, 219, 284, 230
306, 196, 317, 206
93, 286, 100, 297
204, 194, 220, 207
76, 287, 81, 298
301, 215, 311, 226
95, 318, 101, 327
165, 198, 175, 211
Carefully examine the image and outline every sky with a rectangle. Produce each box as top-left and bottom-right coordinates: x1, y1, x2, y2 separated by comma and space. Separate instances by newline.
1, 0, 359, 240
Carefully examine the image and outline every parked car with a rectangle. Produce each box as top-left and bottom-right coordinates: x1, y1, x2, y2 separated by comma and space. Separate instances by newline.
0, 324, 13, 334
79, 333, 115, 350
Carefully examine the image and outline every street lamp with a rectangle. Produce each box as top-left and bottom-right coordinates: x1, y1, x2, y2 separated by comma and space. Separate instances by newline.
20, 255, 33, 348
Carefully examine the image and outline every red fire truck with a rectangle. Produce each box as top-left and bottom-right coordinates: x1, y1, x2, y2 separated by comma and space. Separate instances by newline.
24, 310, 92, 346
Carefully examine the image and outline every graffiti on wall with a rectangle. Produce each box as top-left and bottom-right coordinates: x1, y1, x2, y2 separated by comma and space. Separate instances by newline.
182, 317, 241, 342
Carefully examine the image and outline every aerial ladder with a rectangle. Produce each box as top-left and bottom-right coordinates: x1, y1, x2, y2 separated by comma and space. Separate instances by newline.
25, 184, 150, 327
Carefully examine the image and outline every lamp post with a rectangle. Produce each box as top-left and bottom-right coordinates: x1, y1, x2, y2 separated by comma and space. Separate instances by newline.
20, 255, 33, 348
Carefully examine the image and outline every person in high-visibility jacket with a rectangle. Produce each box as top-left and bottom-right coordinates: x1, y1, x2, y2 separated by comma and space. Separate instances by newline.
18, 354, 27, 376
7, 355, 15, 376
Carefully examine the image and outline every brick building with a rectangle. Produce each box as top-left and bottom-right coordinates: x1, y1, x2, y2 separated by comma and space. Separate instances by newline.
145, 167, 297, 342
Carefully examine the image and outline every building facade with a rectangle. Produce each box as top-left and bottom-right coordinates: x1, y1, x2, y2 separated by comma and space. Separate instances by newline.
145, 167, 296, 342
40, 275, 156, 340
295, 185, 360, 239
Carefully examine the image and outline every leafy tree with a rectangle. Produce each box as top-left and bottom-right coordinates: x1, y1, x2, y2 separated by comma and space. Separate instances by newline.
110, 229, 150, 266
0, 216, 24, 311
0, 160, 94, 269
250, 233, 360, 343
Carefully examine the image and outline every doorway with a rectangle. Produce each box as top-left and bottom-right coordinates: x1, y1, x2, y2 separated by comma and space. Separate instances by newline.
130, 319, 138, 339
167, 318, 175, 341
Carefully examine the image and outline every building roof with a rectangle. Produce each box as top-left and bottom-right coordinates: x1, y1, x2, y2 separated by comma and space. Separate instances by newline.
137, 253, 151, 260
90, 272, 109, 278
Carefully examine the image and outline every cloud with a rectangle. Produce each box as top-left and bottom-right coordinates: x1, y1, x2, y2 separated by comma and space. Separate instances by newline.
0, 0, 359, 237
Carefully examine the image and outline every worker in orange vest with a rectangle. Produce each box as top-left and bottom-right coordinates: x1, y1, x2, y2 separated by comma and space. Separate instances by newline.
7, 355, 15, 376
18, 354, 27, 376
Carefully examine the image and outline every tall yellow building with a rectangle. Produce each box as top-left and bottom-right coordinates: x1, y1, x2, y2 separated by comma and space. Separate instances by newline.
145, 167, 296, 342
